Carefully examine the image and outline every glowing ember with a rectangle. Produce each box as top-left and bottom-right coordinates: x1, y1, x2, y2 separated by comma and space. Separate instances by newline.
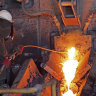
62, 47, 79, 96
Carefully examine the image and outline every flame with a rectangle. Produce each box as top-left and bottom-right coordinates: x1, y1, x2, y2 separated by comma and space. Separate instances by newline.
68, 47, 76, 60
63, 90, 76, 96
62, 47, 79, 96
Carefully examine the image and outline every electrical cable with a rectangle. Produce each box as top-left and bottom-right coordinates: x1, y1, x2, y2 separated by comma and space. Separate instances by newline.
22, 0, 55, 17
24, 45, 66, 54
21, 1, 64, 53
22, 0, 61, 33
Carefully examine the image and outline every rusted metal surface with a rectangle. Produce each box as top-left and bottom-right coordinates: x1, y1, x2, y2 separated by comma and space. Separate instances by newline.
83, 8, 96, 33
58, 1, 81, 26
9, 58, 42, 96
41, 74, 52, 96
77, 73, 89, 96
42, 78, 57, 96
78, 0, 96, 27
0, 79, 57, 96
41, 86, 51, 96
42, 31, 91, 96
5, 0, 59, 60
0, 0, 95, 96
8, 59, 54, 96
63, 18, 80, 26
60, 56, 91, 96
73, 50, 91, 83
43, 52, 64, 81
54, 31, 91, 53
72, 50, 91, 96
55, 31, 91, 96
44, 31, 91, 79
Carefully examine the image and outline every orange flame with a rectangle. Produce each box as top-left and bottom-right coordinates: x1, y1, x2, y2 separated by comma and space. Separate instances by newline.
62, 47, 78, 96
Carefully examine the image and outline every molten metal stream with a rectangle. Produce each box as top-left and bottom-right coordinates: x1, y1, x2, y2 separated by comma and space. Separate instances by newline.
62, 47, 78, 96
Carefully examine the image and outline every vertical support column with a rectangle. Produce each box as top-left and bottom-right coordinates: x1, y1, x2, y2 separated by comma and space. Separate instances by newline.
51, 80, 57, 96
37, 0, 41, 55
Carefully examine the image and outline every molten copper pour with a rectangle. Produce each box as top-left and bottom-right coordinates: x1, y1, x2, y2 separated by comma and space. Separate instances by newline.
62, 47, 79, 96
42, 32, 91, 96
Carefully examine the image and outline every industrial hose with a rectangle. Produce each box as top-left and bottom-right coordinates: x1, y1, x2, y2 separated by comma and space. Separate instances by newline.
24, 45, 66, 54
22, 0, 61, 34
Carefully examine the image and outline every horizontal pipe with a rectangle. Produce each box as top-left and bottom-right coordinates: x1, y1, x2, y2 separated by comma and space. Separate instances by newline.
0, 79, 57, 94
0, 87, 37, 94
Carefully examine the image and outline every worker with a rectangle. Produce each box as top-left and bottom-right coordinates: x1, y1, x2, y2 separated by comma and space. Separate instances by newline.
0, 10, 23, 89
0, 10, 14, 88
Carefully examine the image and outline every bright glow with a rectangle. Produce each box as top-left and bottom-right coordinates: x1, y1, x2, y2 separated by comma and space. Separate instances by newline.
63, 89, 76, 96
62, 60, 78, 86
62, 47, 79, 96
68, 47, 75, 60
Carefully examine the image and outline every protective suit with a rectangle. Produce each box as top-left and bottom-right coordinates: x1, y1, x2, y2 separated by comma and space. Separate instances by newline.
0, 10, 13, 86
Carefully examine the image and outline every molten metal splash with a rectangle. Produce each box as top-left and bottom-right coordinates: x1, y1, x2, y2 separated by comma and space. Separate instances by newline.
62, 47, 78, 96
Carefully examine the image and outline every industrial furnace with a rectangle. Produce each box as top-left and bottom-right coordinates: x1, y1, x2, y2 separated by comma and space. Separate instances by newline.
0, 0, 96, 96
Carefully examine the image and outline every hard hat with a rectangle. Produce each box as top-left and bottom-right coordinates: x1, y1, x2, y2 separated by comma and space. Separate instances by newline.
0, 10, 12, 23
0, 10, 14, 40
